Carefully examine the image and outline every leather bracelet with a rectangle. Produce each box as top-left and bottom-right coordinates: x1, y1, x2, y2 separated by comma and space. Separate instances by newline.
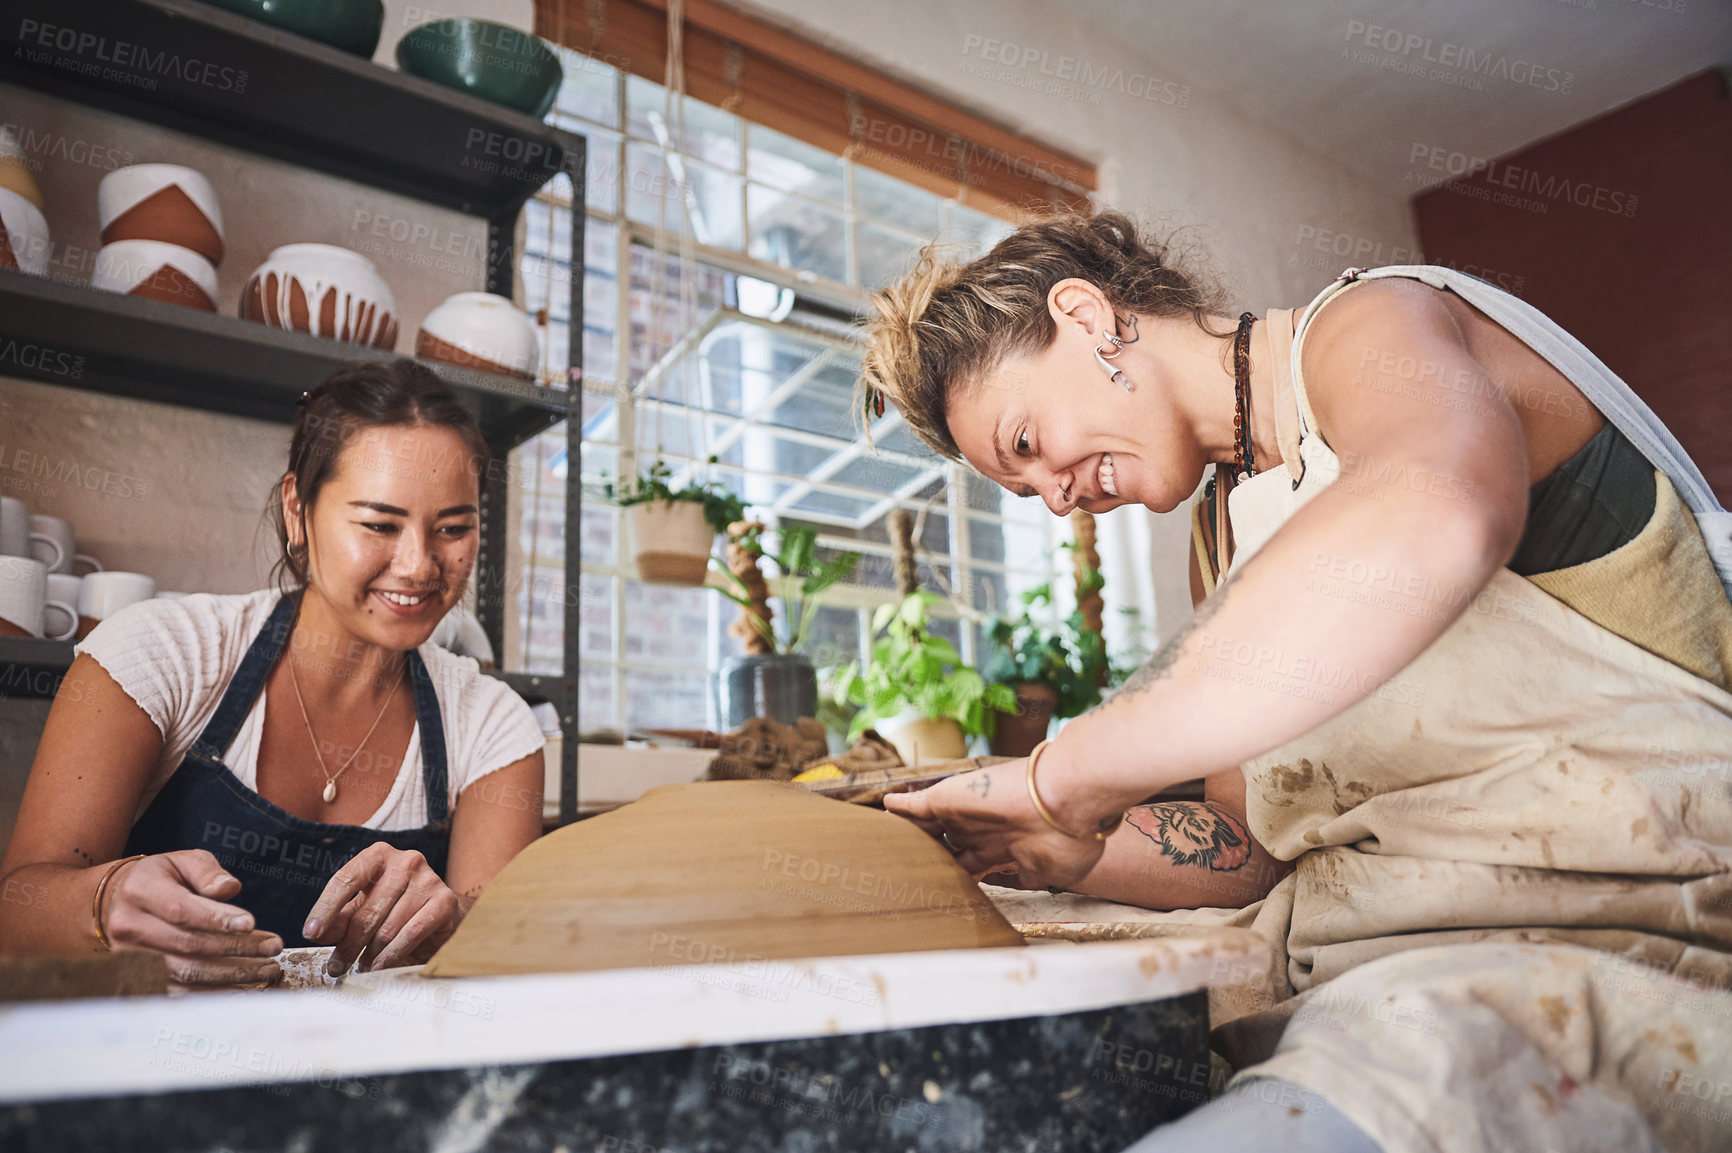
1025, 740, 1122, 842
92, 854, 146, 950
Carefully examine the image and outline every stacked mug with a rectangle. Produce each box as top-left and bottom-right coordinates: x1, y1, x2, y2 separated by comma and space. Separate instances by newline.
0, 496, 157, 640
91, 164, 225, 312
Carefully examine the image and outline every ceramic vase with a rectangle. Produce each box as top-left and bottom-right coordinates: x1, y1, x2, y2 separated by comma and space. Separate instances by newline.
416, 291, 538, 379
879, 711, 968, 765
99, 164, 225, 265
92, 239, 219, 311
241, 243, 398, 348
718, 653, 819, 728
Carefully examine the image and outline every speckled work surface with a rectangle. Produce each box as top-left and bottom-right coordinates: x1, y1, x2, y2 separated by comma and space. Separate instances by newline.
0, 994, 1210, 1153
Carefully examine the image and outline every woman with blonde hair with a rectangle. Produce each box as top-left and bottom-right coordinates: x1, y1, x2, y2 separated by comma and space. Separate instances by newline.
865, 211, 1732, 1152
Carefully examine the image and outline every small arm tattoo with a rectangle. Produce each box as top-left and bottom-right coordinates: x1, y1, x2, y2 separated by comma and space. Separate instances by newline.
966, 773, 991, 798
1123, 804, 1252, 871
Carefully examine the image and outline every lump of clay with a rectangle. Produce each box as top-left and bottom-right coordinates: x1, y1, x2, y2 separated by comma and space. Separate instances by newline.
424, 780, 1022, 978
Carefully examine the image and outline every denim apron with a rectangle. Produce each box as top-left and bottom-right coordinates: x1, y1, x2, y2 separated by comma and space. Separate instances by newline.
124, 592, 452, 947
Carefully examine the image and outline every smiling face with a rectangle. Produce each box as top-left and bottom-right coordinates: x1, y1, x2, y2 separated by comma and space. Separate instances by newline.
945, 280, 1211, 517
284, 423, 480, 653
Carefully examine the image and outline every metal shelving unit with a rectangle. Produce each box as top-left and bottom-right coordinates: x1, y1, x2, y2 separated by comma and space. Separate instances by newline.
0, 0, 587, 823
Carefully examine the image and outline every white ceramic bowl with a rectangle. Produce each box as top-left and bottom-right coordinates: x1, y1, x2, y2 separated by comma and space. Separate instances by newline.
92, 240, 219, 311
0, 187, 50, 275
241, 243, 399, 348
416, 291, 538, 379
0, 134, 42, 213
98, 164, 225, 265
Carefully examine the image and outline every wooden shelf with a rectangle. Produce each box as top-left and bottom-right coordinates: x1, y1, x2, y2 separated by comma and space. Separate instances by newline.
0, 0, 574, 217
0, 269, 570, 446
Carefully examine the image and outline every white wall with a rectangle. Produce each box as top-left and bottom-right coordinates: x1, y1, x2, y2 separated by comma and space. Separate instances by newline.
736, 0, 1419, 640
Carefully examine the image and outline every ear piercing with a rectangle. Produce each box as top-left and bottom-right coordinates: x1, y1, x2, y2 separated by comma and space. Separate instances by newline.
1094, 312, 1139, 393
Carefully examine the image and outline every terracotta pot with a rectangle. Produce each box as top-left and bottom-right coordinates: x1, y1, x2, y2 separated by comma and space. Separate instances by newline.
241, 243, 398, 348
628, 500, 715, 586
0, 187, 49, 275
880, 711, 968, 766
986, 682, 1057, 758
416, 292, 538, 379
92, 240, 219, 311
98, 164, 225, 266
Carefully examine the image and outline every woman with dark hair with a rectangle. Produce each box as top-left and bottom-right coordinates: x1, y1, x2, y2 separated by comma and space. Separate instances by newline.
862, 212, 1732, 1151
0, 360, 546, 984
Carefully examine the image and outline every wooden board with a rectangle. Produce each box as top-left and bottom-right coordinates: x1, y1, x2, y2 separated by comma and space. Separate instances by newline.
425, 780, 1022, 978
0, 951, 168, 1003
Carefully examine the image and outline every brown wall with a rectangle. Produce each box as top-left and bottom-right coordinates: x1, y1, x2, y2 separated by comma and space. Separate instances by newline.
1412, 69, 1732, 502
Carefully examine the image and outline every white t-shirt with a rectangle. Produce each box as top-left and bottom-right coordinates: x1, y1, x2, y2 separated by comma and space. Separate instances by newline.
75, 590, 546, 831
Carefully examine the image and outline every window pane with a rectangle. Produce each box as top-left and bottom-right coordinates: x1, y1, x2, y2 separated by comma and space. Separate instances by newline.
625, 580, 713, 668
578, 573, 614, 656
747, 124, 846, 204
578, 662, 617, 730
625, 75, 742, 170
581, 501, 616, 565
579, 127, 623, 214
625, 668, 712, 729
967, 515, 1007, 565
625, 143, 744, 250
628, 244, 730, 383
943, 203, 1014, 258
747, 185, 848, 284
555, 50, 620, 127
854, 165, 945, 236
857, 221, 925, 290
802, 604, 861, 672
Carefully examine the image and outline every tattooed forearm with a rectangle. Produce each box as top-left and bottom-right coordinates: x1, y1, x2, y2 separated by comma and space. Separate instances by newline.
1123, 804, 1251, 871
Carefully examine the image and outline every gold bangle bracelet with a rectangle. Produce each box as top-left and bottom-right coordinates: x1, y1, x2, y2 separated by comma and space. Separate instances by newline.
92, 854, 146, 951
1025, 740, 1122, 842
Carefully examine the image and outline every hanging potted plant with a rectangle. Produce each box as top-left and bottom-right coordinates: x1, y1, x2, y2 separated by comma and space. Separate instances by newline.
834, 592, 1018, 765
606, 458, 746, 587
981, 578, 1109, 757
713, 521, 861, 727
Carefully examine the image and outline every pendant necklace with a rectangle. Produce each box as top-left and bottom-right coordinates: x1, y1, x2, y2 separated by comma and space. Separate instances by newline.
287, 653, 406, 804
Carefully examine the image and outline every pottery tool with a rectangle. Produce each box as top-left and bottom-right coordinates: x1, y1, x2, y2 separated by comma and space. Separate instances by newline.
794, 755, 1015, 805
423, 780, 1022, 978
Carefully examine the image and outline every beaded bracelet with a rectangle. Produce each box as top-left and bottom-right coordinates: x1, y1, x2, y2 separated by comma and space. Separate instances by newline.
1024, 740, 1122, 842
92, 854, 146, 950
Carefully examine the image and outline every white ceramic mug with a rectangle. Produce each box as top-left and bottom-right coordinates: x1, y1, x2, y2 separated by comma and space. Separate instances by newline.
0, 554, 48, 637
43, 572, 80, 642
27, 514, 103, 575
0, 496, 27, 557
77, 571, 156, 623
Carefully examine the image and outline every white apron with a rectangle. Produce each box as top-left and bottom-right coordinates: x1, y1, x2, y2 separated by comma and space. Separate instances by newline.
1198, 264, 1732, 1149
1204, 266, 1732, 1153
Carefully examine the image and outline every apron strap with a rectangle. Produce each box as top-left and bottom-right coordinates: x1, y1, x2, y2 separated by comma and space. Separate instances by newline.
406, 647, 450, 825
188, 591, 300, 764
1294, 265, 1732, 604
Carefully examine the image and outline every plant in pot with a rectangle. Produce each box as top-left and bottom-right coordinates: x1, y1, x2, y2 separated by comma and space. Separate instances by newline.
712, 521, 862, 727
981, 579, 1109, 757
605, 458, 745, 587
834, 592, 1018, 765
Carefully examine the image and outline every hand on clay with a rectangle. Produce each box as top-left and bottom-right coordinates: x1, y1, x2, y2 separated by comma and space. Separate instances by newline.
99, 850, 283, 986
882, 762, 1107, 891
303, 842, 461, 977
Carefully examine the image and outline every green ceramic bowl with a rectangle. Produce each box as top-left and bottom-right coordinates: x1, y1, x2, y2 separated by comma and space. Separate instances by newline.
199, 0, 384, 57
396, 19, 563, 119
